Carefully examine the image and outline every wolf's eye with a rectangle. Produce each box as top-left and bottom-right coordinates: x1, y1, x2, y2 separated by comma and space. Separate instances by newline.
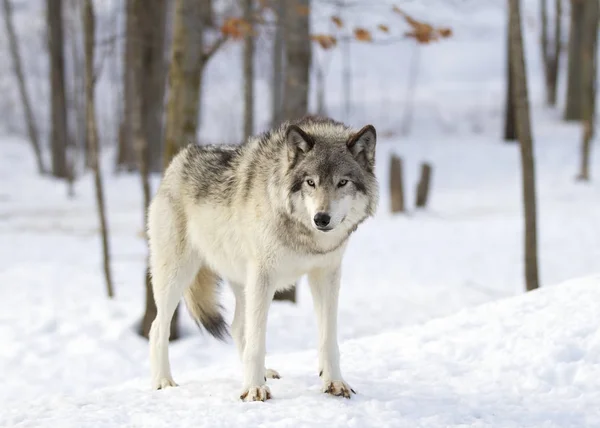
306, 179, 315, 187
338, 179, 348, 188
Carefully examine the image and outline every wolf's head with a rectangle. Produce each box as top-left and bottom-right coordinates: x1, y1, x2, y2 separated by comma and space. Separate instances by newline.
284, 119, 378, 234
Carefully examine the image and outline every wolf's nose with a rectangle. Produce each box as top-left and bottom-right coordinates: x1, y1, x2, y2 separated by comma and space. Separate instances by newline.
314, 212, 331, 228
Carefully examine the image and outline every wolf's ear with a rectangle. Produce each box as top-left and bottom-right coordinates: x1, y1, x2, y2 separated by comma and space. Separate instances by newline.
347, 125, 376, 171
286, 125, 314, 165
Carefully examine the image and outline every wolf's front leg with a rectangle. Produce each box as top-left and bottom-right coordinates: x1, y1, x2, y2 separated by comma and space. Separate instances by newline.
239, 267, 275, 402
308, 265, 355, 399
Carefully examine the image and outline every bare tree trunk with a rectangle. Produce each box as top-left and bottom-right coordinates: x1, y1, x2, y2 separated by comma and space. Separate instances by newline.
564, 0, 585, 120
274, 0, 311, 303
576, 0, 598, 181
47, 0, 70, 178
140, 0, 168, 173
83, 0, 114, 299
68, 0, 89, 170
271, 0, 284, 127
2, 0, 45, 174
315, 61, 326, 116
117, 0, 137, 172
163, 0, 226, 162
504, 12, 517, 141
509, 0, 540, 292
400, 44, 420, 136
130, 0, 162, 340
540, 0, 562, 106
243, 0, 254, 140
282, 0, 311, 121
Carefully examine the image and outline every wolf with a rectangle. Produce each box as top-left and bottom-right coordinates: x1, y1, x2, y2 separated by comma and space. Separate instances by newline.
147, 116, 378, 401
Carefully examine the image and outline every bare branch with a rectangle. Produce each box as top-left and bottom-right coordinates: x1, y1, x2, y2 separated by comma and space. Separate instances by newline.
203, 34, 229, 62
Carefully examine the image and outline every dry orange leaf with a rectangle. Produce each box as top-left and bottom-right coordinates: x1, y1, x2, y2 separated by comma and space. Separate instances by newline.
220, 17, 252, 40
378, 24, 389, 33
331, 15, 344, 28
438, 27, 452, 38
354, 28, 372, 42
311, 34, 337, 50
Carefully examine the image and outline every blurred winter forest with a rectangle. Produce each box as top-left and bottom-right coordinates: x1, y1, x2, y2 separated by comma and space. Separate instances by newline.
2, 0, 600, 423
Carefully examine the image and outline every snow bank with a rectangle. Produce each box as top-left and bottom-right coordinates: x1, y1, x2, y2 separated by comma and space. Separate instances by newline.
4, 276, 600, 428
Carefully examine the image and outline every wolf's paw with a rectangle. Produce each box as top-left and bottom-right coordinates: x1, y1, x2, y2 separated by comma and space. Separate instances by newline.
240, 385, 271, 402
323, 380, 355, 399
153, 377, 178, 390
265, 368, 281, 380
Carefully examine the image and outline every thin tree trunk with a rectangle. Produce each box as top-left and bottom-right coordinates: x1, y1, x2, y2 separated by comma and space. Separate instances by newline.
140, 0, 168, 173
400, 44, 419, 136
504, 12, 517, 141
564, 0, 585, 120
68, 0, 89, 170
509, 0, 540, 292
2, 0, 45, 174
243, 0, 254, 140
117, 0, 137, 172
271, 0, 284, 127
576, 0, 598, 181
275, 0, 311, 303
540, 0, 562, 106
47, 0, 70, 178
316, 61, 326, 116
83, 0, 114, 299
549, 0, 561, 105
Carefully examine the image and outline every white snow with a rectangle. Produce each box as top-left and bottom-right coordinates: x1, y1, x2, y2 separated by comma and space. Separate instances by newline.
3, 275, 600, 427
2, 0, 600, 426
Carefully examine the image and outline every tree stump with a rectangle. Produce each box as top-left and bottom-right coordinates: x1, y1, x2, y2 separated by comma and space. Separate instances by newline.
389, 155, 405, 213
415, 162, 432, 208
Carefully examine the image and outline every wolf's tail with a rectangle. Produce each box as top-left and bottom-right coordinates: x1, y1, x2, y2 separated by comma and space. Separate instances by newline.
183, 267, 229, 341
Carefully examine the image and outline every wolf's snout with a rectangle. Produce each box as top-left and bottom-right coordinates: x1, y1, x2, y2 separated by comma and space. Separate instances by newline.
313, 212, 331, 229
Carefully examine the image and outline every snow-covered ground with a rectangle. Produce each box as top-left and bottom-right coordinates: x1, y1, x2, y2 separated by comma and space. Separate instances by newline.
3, 268, 600, 427
2, 0, 600, 426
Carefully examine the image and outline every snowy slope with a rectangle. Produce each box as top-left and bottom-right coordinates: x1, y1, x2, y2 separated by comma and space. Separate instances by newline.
4, 276, 600, 428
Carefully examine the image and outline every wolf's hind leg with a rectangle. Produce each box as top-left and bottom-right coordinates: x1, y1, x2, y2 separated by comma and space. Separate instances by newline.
149, 249, 199, 390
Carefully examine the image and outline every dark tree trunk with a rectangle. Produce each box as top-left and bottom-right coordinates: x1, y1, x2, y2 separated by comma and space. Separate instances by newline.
564, 0, 585, 121
271, 0, 285, 127
540, 0, 562, 106
283, 0, 310, 121
243, 0, 254, 140
576, 0, 598, 181
504, 12, 517, 141
3, 0, 45, 174
47, 0, 70, 178
117, 0, 137, 172
509, 0, 540, 292
83, 0, 114, 299
139, 0, 168, 173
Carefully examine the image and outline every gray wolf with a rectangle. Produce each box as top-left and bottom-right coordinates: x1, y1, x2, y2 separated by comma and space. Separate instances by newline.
147, 116, 378, 401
